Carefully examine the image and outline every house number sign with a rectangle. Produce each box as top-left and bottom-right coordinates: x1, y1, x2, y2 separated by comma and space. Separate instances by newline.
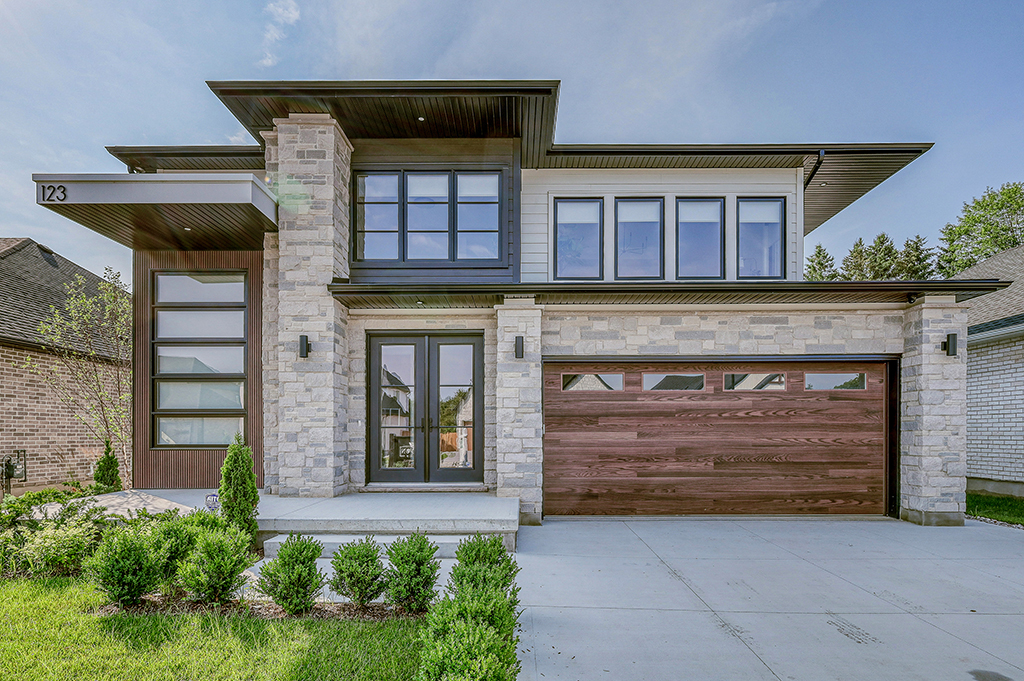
39, 184, 67, 202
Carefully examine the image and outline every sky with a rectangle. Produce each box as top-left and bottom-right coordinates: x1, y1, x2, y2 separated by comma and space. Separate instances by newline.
1, 0, 1022, 280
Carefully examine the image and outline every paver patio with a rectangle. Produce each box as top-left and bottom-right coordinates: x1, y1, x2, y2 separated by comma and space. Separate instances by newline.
515, 518, 1024, 681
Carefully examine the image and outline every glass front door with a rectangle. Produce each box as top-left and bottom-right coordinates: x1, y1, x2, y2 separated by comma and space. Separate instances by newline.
368, 334, 483, 483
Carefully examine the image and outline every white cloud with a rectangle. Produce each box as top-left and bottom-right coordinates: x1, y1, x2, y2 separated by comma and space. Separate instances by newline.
228, 127, 253, 144
259, 0, 300, 68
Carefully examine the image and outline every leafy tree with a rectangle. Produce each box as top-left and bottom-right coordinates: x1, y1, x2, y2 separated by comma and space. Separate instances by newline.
895, 235, 936, 280
219, 432, 259, 544
840, 238, 871, 280
804, 243, 839, 281
865, 233, 899, 280
24, 268, 132, 484
938, 181, 1024, 277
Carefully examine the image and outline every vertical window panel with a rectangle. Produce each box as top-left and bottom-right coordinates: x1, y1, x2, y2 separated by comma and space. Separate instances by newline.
554, 199, 603, 280
616, 199, 664, 279
738, 198, 784, 279
677, 199, 724, 279
355, 174, 400, 261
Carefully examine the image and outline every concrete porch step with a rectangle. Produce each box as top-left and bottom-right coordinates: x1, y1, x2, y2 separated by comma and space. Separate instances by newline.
264, 533, 480, 560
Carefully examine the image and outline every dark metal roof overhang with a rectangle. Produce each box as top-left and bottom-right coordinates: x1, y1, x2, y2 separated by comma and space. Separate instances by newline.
207, 79, 561, 168
107, 145, 266, 174
327, 280, 1009, 310
32, 173, 277, 250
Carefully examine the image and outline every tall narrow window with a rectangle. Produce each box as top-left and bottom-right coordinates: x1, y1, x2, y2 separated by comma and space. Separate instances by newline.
554, 199, 603, 280
616, 199, 663, 279
456, 173, 500, 259
738, 198, 784, 278
152, 272, 246, 447
677, 198, 724, 279
407, 173, 450, 260
355, 174, 399, 260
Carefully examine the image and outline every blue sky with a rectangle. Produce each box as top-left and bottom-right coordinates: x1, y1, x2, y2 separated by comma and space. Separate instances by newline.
1, 0, 1022, 279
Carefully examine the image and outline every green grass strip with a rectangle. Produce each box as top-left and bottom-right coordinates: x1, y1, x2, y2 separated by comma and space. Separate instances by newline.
0, 578, 421, 681
967, 492, 1024, 526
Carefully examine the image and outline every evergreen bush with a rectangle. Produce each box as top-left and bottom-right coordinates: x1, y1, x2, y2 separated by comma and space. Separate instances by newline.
256, 533, 325, 615
218, 432, 259, 543
86, 525, 163, 605
150, 514, 201, 587
93, 439, 122, 490
20, 521, 95, 576
178, 527, 256, 604
329, 536, 387, 607
385, 532, 440, 613
416, 617, 518, 681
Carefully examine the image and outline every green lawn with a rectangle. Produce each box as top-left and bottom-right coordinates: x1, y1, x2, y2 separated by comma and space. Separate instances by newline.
967, 492, 1024, 526
0, 578, 422, 681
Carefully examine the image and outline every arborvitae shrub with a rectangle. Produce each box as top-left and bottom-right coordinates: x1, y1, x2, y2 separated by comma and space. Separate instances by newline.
93, 439, 122, 490
178, 527, 256, 604
385, 532, 440, 613
218, 432, 259, 544
329, 536, 387, 607
86, 526, 162, 605
256, 533, 325, 615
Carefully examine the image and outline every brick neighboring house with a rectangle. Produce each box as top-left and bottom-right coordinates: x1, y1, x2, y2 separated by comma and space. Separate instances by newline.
32, 79, 1012, 526
0, 237, 120, 491
955, 245, 1024, 498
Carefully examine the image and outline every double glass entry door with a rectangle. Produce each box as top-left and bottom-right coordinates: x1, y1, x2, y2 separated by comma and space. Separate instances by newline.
368, 334, 484, 483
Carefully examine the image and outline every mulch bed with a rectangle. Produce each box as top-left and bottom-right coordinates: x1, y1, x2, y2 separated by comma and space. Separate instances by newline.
95, 593, 420, 622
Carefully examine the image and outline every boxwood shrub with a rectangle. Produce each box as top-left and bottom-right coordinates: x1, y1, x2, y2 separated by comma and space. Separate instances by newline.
256, 533, 325, 615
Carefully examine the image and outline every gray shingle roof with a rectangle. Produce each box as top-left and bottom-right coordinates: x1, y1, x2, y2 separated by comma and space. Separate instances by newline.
0, 238, 112, 355
953, 245, 1024, 327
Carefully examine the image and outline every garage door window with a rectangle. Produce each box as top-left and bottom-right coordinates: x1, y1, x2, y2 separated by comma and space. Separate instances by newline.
562, 374, 624, 391
804, 373, 866, 390
725, 373, 786, 390
642, 373, 705, 390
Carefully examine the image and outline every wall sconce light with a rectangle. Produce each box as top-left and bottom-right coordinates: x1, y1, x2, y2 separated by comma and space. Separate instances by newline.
299, 335, 310, 358
515, 336, 524, 359
941, 333, 957, 356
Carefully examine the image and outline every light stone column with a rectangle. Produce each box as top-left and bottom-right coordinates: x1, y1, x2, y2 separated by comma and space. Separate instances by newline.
495, 296, 544, 525
262, 232, 280, 493
900, 296, 969, 525
261, 113, 353, 497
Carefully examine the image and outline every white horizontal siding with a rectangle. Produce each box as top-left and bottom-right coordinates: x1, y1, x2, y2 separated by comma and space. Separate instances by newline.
520, 168, 802, 282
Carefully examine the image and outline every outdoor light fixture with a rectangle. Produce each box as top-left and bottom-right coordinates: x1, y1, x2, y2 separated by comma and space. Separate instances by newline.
941, 333, 958, 356
299, 334, 310, 358
515, 336, 524, 359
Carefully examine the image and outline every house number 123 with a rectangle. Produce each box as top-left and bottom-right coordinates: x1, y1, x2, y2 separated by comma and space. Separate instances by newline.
40, 185, 66, 202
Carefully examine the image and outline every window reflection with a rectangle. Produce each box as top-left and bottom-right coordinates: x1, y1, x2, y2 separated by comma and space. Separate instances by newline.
725, 373, 785, 390
616, 199, 663, 279
738, 199, 784, 278
555, 199, 603, 279
562, 374, 624, 391
156, 273, 244, 303
642, 374, 705, 391
677, 199, 724, 278
439, 344, 474, 469
804, 373, 866, 390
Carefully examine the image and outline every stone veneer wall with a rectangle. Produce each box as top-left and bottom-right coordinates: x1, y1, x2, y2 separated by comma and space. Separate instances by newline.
262, 113, 353, 497
345, 313, 498, 489
262, 233, 280, 494
966, 335, 1024, 487
900, 298, 970, 525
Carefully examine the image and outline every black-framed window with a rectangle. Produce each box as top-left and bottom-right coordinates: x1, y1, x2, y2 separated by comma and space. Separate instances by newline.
737, 198, 785, 279
151, 272, 247, 448
677, 198, 725, 279
354, 171, 503, 263
615, 198, 663, 280
553, 198, 603, 280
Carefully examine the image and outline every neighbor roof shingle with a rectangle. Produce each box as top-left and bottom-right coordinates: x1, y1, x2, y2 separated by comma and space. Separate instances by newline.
953, 244, 1024, 327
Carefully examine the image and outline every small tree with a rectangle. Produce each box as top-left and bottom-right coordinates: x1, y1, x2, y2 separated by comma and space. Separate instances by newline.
839, 238, 871, 280
219, 433, 259, 544
25, 267, 132, 484
895, 234, 936, 280
804, 243, 839, 281
938, 181, 1024, 277
94, 440, 122, 490
865, 233, 899, 280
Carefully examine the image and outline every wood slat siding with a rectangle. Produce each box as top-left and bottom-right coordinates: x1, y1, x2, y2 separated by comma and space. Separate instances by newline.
520, 168, 801, 282
543, 361, 888, 516
134, 250, 263, 489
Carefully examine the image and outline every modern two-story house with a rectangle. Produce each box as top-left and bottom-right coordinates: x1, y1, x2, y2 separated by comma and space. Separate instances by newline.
33, 80, 1008, 527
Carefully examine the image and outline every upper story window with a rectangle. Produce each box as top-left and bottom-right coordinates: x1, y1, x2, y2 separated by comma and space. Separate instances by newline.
615, 199, 663, 280
677, 198, 724, 279
355, 171, 502, 263
737, 198, 785, 279
152, 272, 247, 447
554, 199, 603, 280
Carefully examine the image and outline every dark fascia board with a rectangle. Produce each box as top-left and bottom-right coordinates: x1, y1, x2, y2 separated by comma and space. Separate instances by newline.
543, 142, 933, 159
207, 79, 562, 98
107, 145, 266, 173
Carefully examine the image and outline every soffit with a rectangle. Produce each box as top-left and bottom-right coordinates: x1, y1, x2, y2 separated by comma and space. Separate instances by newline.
107, 146, 266, 173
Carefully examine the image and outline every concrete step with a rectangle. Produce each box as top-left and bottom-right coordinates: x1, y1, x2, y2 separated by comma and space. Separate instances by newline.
263, 533, 482, 560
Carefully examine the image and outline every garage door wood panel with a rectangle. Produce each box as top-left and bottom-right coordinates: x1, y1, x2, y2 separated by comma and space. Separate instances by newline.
543, 361, 888, 515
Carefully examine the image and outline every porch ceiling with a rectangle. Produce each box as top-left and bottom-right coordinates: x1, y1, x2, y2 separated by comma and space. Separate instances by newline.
327, 280, 1011, 310
32, 173, 277, 250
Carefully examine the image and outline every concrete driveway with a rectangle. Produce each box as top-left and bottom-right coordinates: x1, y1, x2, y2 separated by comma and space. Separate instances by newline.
515, 518, 1024, 681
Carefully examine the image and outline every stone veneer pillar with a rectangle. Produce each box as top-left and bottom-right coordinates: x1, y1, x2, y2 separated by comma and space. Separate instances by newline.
495, 296, 544, 525
261, 113, 353, 497
900, 296, 970, 525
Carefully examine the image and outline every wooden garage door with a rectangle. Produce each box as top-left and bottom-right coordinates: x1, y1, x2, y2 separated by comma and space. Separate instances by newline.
543, 361, 889, 515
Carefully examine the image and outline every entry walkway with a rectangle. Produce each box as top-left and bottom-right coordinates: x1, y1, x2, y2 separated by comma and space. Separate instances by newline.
515, 518, 1024, 681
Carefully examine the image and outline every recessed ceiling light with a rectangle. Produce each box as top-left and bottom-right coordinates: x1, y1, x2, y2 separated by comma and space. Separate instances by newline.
417, 116, 425, 121
819, 182, 828, 186
184, 227, 192, 231
416, 300, 424, 305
